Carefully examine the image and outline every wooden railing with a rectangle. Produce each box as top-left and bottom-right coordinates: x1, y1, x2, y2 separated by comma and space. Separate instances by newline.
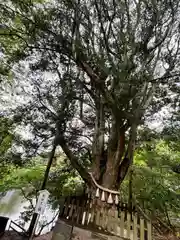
60, 196, 152, 240
9, 220, 28, 237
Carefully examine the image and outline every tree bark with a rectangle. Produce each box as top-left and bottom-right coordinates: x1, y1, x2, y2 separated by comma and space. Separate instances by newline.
117, 123, 137, 185
92, 93, 105, 181
41, 143, 57, 190
102, 121, 126, 189
101, 123, 137, 190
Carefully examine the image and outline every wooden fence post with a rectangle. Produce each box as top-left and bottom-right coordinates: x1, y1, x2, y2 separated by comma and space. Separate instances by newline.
140, 218, 144, 240
147, 221, 152, 240
120, 211, 125, 238
133, 213, 138, 240
126, 212, 131, 239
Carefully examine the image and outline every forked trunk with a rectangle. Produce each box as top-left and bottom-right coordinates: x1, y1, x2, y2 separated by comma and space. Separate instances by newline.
102, 127, 126, 189
92, 123, 137, 191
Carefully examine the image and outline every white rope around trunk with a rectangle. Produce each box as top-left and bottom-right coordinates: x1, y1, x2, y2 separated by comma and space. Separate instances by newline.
89, 172, 120, 204
89, 172, 120, 195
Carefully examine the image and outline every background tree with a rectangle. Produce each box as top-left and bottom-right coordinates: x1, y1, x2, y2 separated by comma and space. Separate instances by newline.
0, 115, 15, 178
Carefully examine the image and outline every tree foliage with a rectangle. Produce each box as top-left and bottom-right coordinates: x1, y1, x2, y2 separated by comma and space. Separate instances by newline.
1, 0, 180, 192
0, 116, 13, 155
120, 138, 180, 233
0, 154, 83, 198
0, 115, 14, 178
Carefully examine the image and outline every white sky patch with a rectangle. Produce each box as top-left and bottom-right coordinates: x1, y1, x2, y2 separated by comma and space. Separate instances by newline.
146, 107, 171, 132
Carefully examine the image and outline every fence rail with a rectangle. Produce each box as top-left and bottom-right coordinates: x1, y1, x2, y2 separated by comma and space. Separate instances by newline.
9, 220, 28, 237
60, 196, 152, 240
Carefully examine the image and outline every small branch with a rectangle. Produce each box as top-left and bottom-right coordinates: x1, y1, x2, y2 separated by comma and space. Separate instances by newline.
36, 211, 59, 236
35, 85, 58, 119
152, 73, 180, 83
20, 188, 34, 210
65, 130, 93, 143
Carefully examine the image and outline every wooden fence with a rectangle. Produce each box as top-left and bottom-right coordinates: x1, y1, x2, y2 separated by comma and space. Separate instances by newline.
59, 196, 152, 240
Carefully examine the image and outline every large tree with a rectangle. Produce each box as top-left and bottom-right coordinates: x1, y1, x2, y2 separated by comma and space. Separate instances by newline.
0, 0, 180, 190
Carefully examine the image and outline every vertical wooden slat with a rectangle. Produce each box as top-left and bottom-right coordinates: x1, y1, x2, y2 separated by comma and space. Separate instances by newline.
81, 198, 88, 225
99, 207, 102, 229
85, 199, 91, 225
90, 204, 95, 223
72, 204, 76, 222
87, 212, 91, 225
95, 199, 101, 227
64, 197, 70, 218
113, 210, 118, 234
87, 200, 92, 225
101, 208, 106, 230
69, 199, 75, 219
110, 208, 114, 233
126, 212, 131, 239
116, 218, 121, 236
107, 209, 111, 232
100, 206, 105, 229
116, 208, 121, 236
95, 209, 100, 226
80, 199, 86, 224
82, 211, 86, 225
104, 208, 108, 231
110, 208, 115, 233
77, 199, 82, 224
104, 207, 108, 230
74, 199, 79, 223
114, 209, 118, 219
147, 221, 152, 240
76, 206, 81, 224
59, 198, 65, 218
140, 218, 144, 240
120, 211, 125, 238
84, 199, 89, 225
133, 214, 138, 240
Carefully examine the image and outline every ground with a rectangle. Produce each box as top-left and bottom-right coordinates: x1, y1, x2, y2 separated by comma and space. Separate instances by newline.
35, 232, 52, 240
0, 231, 52, 240
1, 230, 179, 240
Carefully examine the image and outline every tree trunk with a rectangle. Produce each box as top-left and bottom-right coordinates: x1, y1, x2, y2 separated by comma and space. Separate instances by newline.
92, 92, 105, 181
101, 120, 126, 189
117, 123, 137, 186
101, 123, 137, 190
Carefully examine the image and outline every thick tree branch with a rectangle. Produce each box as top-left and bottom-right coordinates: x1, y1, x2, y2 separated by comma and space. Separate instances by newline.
152, 73, 180, 83
117, 123, 137, 185
41, 142, 57, 190
58, 135, 91, 185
